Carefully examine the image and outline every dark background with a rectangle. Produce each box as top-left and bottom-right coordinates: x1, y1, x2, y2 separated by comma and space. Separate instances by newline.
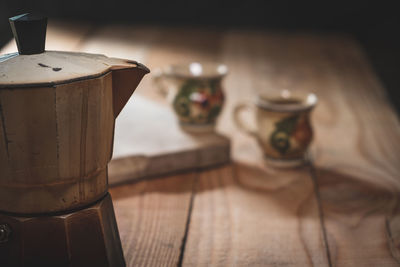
0, 1, 399, 113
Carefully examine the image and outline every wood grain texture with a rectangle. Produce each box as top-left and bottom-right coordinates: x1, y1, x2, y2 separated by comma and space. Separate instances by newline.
212, 32, 400, 266
110, 172, 196, 267
183, 163, 329, 266
311, 39, 400, 266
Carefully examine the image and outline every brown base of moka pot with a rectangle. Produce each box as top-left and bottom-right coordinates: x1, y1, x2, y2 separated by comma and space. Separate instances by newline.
0, 193, 125, 267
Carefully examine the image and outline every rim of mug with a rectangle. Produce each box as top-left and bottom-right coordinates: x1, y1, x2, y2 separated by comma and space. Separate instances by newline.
163, 62, 228, 79
256, 91, 318, 112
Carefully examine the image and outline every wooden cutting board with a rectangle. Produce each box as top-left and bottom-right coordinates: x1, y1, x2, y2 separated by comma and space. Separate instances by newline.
108, 95, 231, 185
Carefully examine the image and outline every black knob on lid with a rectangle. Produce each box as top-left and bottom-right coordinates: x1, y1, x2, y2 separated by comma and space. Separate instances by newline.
9, 13, 47, 55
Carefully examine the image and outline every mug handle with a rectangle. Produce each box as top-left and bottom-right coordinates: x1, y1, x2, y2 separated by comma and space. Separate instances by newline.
233, 102, 257, 137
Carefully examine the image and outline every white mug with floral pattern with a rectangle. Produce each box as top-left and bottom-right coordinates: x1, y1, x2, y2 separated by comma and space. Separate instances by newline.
153, 62, 228, 133
234, 90, 317, 167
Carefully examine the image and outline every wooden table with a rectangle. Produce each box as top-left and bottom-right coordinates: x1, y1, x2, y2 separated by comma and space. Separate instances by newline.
2, 22, 399, 266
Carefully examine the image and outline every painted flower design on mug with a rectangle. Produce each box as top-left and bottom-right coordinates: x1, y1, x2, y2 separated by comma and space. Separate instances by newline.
173, 79, 224, 124
270, 114, 313, 156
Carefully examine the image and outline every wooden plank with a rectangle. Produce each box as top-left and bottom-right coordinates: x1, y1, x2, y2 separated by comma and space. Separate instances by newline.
236, 33, 400, 266
183, 163, 329, 266
309, 38, 400, 266
188, 30, 399, 265
110, 171, 196, 267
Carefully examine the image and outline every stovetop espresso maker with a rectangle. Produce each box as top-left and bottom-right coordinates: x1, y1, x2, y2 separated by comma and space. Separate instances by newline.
0, 14, 149, 266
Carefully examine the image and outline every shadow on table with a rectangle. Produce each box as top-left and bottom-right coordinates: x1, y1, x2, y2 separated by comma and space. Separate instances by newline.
311, 167, 400, 261
314, 167, 399, 216
235, 162, 399, 213
111, 160, 400, 224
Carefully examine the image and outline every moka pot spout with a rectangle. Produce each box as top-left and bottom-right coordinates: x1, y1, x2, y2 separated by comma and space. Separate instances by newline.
111, 61, 150, 118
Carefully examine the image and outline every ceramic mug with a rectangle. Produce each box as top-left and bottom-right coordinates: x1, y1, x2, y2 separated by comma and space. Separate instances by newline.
234, 90, 318, 166
153, 62, 228, 132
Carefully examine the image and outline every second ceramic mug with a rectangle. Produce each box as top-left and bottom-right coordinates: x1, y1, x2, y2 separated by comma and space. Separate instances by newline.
234, 91, 318, 166
154, 62, 228, 132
